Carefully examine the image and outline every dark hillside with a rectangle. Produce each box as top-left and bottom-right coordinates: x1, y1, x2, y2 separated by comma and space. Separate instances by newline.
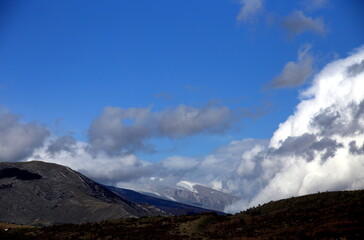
0, 161, 165, 225
204, 190, 364, 239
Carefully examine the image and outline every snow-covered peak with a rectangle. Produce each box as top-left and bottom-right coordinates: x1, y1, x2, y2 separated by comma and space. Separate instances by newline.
176, 181, 198, 193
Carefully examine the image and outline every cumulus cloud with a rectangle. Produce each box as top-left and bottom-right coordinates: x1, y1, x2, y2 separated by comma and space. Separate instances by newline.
0, 112, 49, 162
270, 44, 314, 88
271, 46, 364, 147
88, 104, 237, 155
236, 0, 263, 22
227, 46, 364, 212
282, 10, 326, 36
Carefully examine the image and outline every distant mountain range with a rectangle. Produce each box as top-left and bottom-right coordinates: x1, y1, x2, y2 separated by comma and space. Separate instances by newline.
106, 186, 220, 216
0, 161, 219, 225
139, 180, 239, 212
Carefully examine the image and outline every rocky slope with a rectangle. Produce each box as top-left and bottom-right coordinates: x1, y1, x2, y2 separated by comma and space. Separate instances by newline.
0, 161, 164, 225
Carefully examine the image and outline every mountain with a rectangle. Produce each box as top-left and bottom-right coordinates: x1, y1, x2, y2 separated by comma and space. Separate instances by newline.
2, 190, 363, 239
141, 180, 239, 212
106, 186, 222, 216
0, 161, 165, 225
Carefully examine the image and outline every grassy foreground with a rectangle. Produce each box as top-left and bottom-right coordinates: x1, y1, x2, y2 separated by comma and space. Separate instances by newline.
1, 190, 363, 239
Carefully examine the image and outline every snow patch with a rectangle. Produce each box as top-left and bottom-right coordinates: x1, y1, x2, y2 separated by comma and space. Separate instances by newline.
164, 195, 177, 201
176, 181, 198, 193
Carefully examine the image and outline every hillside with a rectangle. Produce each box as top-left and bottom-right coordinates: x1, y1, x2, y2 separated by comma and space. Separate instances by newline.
0, 161, 165, 225
1, 190, 363, 239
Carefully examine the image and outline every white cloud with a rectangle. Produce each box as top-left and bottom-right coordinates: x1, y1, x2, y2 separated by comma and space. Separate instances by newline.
0, 111, 49, 162
237, 0, 263, 22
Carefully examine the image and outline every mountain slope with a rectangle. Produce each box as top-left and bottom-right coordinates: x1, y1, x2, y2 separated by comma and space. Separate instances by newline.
0, 161, 164, 225
107, 186, 222, 216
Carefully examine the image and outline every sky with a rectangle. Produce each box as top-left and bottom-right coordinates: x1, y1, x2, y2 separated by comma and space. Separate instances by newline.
1, 0, 364, 212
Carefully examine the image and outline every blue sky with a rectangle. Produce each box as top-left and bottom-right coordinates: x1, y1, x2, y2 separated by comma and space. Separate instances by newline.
1, 0, 363, 162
